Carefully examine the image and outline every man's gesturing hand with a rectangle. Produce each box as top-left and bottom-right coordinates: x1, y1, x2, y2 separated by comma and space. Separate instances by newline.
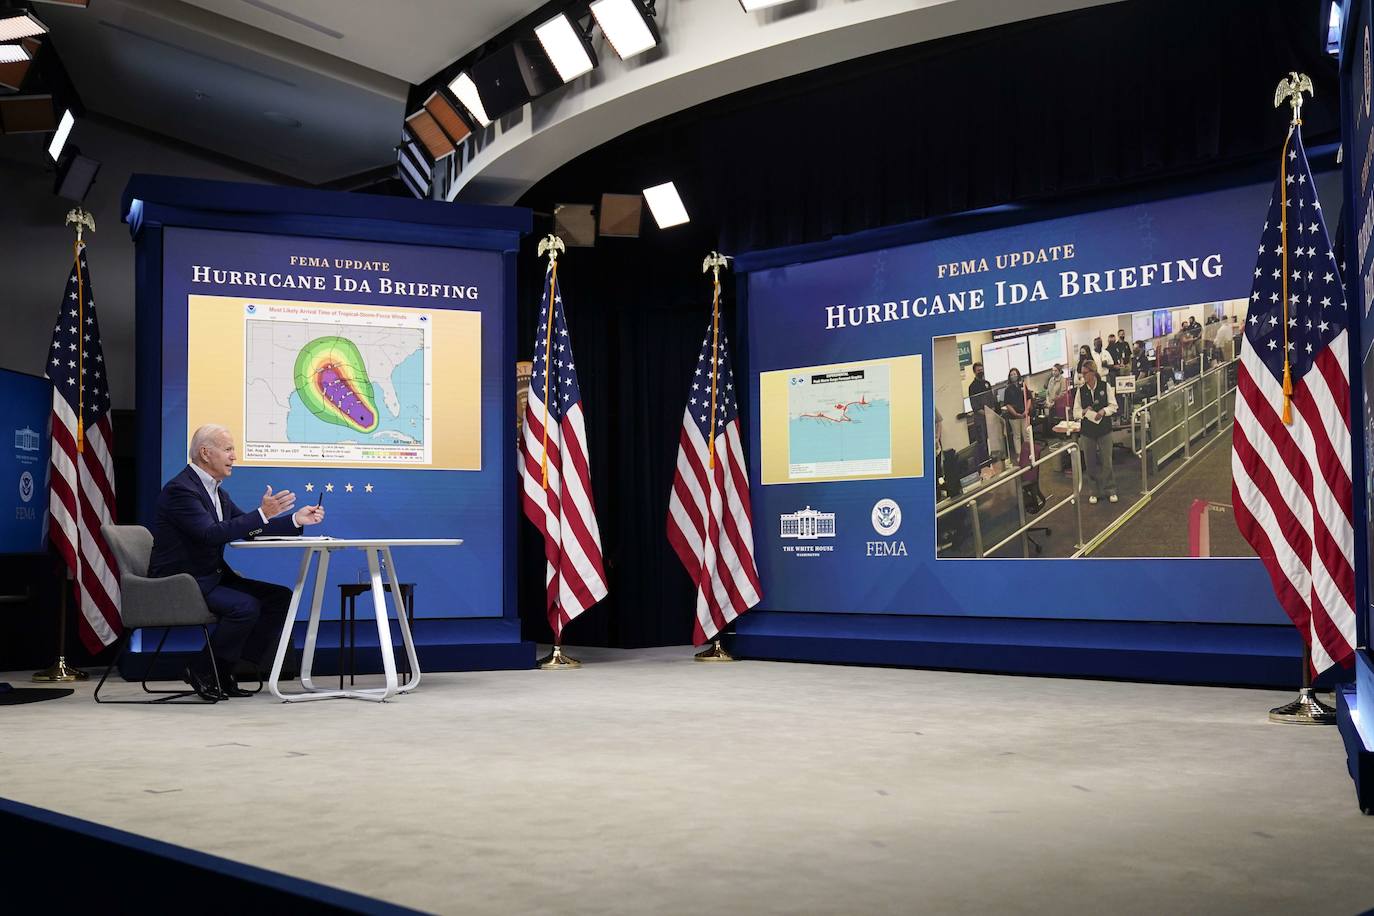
261, 485, 296, 518
293, 505, 325, 527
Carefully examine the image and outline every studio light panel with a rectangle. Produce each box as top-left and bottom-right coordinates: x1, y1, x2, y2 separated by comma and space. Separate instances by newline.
588, 0, 659, 60
448, 72, 490, 127
536, 13, 596, 82
643, 181, 689, 228
0, 12, 47, 42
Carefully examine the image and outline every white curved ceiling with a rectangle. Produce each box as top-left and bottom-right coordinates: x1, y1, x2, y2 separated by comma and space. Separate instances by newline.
30, 0, 1119, 188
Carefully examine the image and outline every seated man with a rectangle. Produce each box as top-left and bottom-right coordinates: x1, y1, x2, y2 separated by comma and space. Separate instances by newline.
150, 424, 325, 700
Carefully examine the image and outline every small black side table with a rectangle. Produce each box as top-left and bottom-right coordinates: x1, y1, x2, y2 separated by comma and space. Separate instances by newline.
337, 583, 415, 688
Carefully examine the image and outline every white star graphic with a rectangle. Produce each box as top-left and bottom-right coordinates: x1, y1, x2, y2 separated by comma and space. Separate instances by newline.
345, 483, 354, 492
1267, 340, 1277, 350
325, 483, 334, 492
364, 484, 373, 493
304, 483, 314, 492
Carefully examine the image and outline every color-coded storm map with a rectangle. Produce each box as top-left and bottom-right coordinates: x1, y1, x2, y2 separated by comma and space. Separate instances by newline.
243, 302, 431, 465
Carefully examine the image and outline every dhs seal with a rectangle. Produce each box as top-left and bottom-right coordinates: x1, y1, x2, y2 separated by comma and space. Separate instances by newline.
19, 470, 34, 503
871, 498, 901, 536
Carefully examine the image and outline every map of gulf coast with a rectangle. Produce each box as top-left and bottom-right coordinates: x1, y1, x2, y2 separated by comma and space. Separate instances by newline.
246, 320, 425, 447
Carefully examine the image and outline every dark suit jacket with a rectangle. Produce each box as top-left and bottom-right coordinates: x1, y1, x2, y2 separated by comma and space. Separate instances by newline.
149, 465, 297, 593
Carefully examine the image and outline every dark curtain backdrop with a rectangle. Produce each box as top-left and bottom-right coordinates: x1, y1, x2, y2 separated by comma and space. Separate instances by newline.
512, 0, 1340, 648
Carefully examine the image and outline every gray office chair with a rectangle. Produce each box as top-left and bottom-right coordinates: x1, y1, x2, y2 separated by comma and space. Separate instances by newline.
95, 523, 223, 703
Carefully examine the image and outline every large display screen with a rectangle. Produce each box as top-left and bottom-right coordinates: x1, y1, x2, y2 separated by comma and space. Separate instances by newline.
159, 228, 506, 619
186, 295, 478, 468
979, 338, 1030, 383
743, 173, 1339, 625
1027, 328, 1067, 374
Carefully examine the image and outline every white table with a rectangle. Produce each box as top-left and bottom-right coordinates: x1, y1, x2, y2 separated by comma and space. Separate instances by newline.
229, 537, 461, 702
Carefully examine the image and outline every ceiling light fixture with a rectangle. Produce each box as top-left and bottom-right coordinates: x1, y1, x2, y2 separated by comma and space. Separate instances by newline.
405, 108, 454, 160
447, 72, 490, 127
0, 12, 47, 42
642, 181, 688, 228
424, 90, 471, 146
738, 0, 795, 9
588, 0, 660, 60
47, 107, 73, 160
535, 12, 597, 82
0, 43, 30, 64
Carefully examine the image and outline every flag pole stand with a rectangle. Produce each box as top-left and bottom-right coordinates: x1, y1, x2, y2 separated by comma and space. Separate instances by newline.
537, 645, 582, 669
1269, 644, 1334, 725
33, 573, 88, 682
694, 640, 735, 662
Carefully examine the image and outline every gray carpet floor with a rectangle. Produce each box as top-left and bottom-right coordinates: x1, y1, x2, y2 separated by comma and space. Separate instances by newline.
2, 647, 1371, 915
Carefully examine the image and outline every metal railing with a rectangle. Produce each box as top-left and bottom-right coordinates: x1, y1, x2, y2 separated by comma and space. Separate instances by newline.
1128, 356, 1237, 498
935, 439, 1083, 558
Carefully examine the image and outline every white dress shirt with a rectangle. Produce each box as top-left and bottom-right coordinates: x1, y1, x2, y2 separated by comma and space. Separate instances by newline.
189, 463, 269, 524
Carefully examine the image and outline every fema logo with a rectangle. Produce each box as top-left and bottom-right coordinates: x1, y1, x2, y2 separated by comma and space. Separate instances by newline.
19, 471, 34, 503
246, 304, 257, 314
871, 498, 901, 536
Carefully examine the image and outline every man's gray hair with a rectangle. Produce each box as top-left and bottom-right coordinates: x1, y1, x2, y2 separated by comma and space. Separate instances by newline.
189, 424, 231, 463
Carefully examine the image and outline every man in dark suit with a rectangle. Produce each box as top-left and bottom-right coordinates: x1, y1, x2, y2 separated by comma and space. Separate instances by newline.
151, 424, 325, 700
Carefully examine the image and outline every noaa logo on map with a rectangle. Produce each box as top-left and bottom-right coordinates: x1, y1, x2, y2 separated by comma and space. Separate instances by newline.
19, 471, 33, 503
246, 304, 257, 314
871, 499, 901, 536
789, 376, 804, 386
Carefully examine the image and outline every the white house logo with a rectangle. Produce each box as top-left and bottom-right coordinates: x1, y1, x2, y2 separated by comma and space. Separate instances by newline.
19, 471, 34, 503
14, 427, 40, 452
871, 498, 901, 536
780, 506, 836, 540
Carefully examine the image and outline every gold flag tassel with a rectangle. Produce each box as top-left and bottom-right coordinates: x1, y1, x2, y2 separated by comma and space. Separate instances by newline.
1273, 72, 1312, 426
536, 234, 565, 488
65, 208, 95, 452
701, 252, 730, 469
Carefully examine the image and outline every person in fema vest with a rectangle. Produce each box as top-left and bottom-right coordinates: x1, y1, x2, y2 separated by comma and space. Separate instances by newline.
149, 424, 325, 700
1071, 363, 1118, 505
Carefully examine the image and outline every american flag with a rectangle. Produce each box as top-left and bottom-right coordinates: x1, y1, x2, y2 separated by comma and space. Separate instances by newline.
46, 243, 122, 653
1231, 126, 1355, 675
519, 264, 608, 642
666, 315, 761, 645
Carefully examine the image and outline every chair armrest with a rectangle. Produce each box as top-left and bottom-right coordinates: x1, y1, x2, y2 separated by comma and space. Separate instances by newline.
119, 573, 215, 629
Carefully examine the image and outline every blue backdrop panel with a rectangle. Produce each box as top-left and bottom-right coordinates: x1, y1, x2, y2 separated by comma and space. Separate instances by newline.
123, 176, 533, 671
1339, 0, 1374, 809
0, 368, 51, 555
158, 227, 502, 620
731, 175, 1347, 683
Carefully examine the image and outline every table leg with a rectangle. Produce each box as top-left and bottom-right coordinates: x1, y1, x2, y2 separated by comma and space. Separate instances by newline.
299, 547, 331, 691
338, 587, 345, 691
366, 547, 399, 700
383, 546, 422, 693
269, 548, 315, 702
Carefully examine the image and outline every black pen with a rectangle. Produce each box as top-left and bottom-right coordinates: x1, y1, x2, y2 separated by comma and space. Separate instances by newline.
316, 492, 324, 507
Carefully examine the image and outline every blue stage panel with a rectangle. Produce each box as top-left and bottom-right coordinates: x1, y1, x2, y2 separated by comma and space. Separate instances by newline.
123, 176, 533, 671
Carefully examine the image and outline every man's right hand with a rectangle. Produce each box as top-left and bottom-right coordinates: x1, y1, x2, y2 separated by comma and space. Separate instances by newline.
261, 485, 296, 518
